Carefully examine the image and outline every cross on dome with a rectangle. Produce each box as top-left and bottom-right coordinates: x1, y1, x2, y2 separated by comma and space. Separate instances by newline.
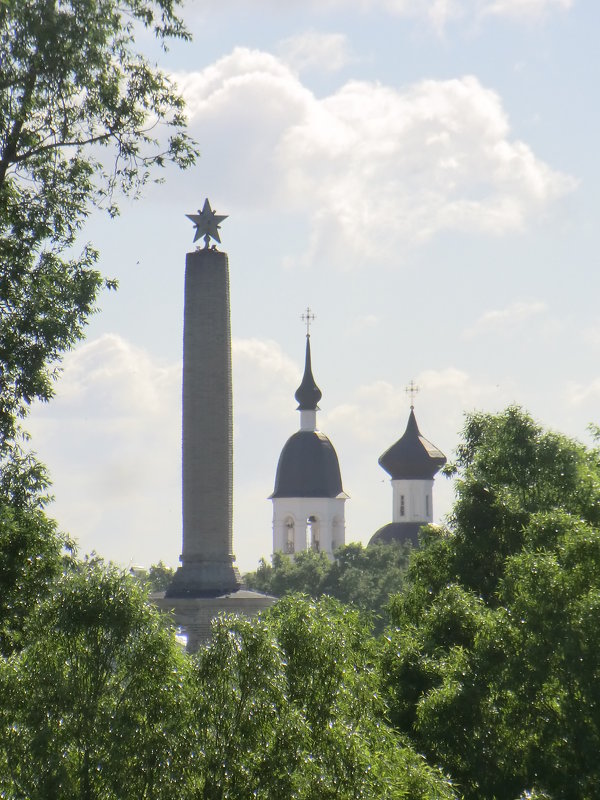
301, 307, 315, 337
405, 380, 420, 408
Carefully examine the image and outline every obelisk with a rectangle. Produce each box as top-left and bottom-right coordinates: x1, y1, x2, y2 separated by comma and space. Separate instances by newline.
166, 199, 242, 596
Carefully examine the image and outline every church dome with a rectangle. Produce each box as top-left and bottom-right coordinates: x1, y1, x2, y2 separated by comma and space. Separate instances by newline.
370, 521, 423, 547
270, 430, 345, 498
379, 408, 446, 480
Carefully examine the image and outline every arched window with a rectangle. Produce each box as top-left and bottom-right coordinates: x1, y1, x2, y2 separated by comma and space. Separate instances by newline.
332, 516, 343, 552
308, 515, 320, 552
285, 518, 295, 554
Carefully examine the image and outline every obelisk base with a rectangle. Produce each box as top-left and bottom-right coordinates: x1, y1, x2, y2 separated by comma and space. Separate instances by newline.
152, 589, 277, 652
165, 558, 241, 598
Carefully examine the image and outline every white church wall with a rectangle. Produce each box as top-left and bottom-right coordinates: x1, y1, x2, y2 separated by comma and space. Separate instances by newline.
272, 496, 346, 559
391, 478, 435, 524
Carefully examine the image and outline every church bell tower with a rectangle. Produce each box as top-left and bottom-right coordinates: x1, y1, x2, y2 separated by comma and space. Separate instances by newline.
370, 382, 446, 547
270, 310, 348, 559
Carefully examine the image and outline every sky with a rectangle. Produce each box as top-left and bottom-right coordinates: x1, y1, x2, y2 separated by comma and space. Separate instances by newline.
27, 0, 600, 574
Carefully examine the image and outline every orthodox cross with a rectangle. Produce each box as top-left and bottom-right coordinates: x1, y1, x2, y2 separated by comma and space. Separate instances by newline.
186, 198, 228, 248
405, 380, 420, 408
301, 307, 315, 336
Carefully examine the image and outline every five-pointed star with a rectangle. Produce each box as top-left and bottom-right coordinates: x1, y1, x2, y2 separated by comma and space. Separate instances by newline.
186, 198, 228, 246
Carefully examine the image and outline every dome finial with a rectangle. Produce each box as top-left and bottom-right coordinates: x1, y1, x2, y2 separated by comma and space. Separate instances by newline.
405, 379, 420, 410
301, 306, 315, 337
295, 309, 322, 410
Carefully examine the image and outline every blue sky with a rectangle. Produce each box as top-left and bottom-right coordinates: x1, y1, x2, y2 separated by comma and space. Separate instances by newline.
28, 0, 600, 572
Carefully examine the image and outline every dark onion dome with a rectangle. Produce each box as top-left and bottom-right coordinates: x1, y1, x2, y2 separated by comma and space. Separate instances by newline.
295, 336, 322, 410
378, 408, 446, 480
269, 431, 346, 499
369, 521, 423, 548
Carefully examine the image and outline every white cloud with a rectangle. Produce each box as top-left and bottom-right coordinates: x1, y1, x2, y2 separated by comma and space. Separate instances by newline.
567, 379, 600, 407
28, 335, 182, 565
205, 0, 572, 26
233, 337, 299, 421
175, 50, 576, 266
349, 313, 380, 333
582, 325, 600, 349
463, 300, 548, 337
25, 332, 524, 569
278, 31, 352, 73
483, 0, 573, 20
324, 368, 502, 446
26, 334, 304, 571
378, 0, 573, 16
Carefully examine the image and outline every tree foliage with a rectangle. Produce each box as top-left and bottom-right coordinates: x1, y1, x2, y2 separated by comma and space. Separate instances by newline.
0, 561, 193, 800
0, 496, 70, 655
0, 0, 197, 452
244, 541, 411, 631
191, 595, 456, 800
147, 559, 175, 591
382, 406, 600, 800
0, 0, 197, 678
0, 575, 457, 800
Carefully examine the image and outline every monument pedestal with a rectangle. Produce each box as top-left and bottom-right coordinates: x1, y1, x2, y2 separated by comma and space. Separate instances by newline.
165, 558, 242, 598
153, 589, 276, 652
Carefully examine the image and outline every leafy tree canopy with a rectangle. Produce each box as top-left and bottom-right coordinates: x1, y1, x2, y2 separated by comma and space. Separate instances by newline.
146, 559, 175, 592
0, 0, 196, 703
0, 496, 71, 655
191, 595, 457, 800
382, 406, 600, 800
0, 560, 193, 800
0, 0, 197, 460
0, 570, 458, 800
244, 540, 411, 631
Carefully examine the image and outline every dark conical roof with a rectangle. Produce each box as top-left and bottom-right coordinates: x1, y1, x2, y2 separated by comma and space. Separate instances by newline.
269, 431, 345, 499
295, 336, 322, 410
379, 408, 446, 480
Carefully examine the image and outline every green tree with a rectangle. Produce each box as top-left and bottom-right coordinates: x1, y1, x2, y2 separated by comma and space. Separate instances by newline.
0, 573, 459, 799
246, 549, 332, 598
191, 595, 456, 800
0, 560, 193, 800
0, 0, 196, 454
382, 407, 600, 800
321, 540, 411, 628
245, 541, 411, 630
147, 560, 175, 591
130, 560, 175, 593
0, 498, 71, 655
0, 0, 196, 659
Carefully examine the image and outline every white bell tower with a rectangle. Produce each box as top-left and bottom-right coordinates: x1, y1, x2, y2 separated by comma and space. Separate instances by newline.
370, 382, 446, 547
269, 309, 347, 559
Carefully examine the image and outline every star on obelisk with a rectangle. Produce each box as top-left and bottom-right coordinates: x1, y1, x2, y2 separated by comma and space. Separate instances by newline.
186, 198, 228, 248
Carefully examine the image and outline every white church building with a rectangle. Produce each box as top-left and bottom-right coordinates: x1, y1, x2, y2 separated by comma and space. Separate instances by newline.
270, 319, 447, 557
369, 400, 446, 547
269, 329, 348, 559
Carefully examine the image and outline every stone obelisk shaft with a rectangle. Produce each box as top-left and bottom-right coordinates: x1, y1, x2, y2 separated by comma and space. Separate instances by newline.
166, 247, 241, 596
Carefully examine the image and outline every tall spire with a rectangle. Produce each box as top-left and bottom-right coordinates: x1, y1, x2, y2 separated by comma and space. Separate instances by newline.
295, 335, 322, 410
295, 310, 322, 411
